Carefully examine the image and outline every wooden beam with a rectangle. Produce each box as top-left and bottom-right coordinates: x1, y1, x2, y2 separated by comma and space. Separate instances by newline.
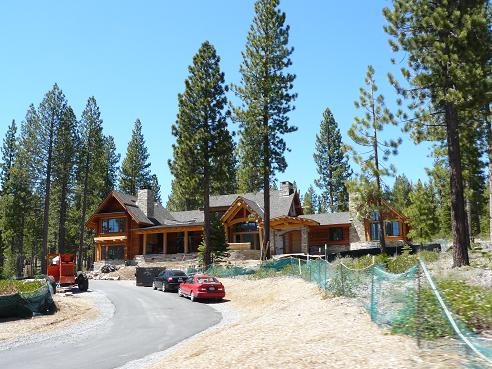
163, 233, 168, 254
134, 225, 203, 235
184, 231, 189, 254
143, 234, 147, 255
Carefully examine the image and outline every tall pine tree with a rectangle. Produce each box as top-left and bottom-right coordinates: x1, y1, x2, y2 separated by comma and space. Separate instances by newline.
313, 108, 352, 212
390, 174, 412, 212
119, 119, 152, 196
348, 66, 401, 252
384, 0, 491, 266
101, 135, 120, 197
169, 41, 234, 266
302, 185, 317, 215
233, 0, 296, 259
38, 84, 68, 273
405, 180, 439, 243
76, 97, 104, 270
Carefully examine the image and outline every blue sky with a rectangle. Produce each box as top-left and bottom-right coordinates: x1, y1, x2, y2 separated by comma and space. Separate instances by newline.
0, 0, 434, 201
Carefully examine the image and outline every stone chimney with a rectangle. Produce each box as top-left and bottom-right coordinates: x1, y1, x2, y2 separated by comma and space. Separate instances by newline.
137, 187, 154, 218
280, 181, 294, 196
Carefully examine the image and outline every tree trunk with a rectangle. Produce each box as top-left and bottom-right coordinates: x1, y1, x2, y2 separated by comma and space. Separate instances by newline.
41, 120, 55, 274
445, 102, 469, 267
203, 157, 212, 267
58, 171, 69, 254
373, 128, 386, 252
78, 153, 90, 271
486, 105, 492, 242
262, 123, 271, 260
465, 190, 473, 243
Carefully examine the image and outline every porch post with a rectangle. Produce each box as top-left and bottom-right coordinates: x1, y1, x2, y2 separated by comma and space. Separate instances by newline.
143, 233, 147, 255
301, 227, 309, 254
163, 232, 168, 254
184, 230, 189, 254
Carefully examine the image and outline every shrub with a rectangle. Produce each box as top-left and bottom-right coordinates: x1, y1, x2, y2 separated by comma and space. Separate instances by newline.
0, 280, 46, 295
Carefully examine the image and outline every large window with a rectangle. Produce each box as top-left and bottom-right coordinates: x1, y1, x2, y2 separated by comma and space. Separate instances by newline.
385, 221, 401, 237
232, 222, 258, 232
101, 218, 126, 234
370, 223, 381, 241
101, 245, 125, 260
329, 227, 344, 241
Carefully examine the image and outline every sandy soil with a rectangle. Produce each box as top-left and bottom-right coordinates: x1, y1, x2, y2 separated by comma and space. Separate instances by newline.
148, 277, 459, 369
0, 293, 98, 341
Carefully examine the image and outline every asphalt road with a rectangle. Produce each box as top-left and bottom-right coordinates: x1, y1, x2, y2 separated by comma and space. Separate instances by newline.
0, 280, 222, 369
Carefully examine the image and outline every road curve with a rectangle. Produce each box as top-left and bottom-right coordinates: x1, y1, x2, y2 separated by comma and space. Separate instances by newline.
0, 280, 222, 369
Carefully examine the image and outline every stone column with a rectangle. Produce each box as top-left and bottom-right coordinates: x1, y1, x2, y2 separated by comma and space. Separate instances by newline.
301, 227, 309, 254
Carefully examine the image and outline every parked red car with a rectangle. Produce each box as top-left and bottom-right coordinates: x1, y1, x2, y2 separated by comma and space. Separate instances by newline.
178, 275, 225, 302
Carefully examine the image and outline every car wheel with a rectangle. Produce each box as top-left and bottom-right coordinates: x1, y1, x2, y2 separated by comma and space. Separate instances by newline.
190, 292, 196, 302
153, 282, 157, 290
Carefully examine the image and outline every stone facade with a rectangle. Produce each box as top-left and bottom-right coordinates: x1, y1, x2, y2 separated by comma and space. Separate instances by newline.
137, 188, 154, 218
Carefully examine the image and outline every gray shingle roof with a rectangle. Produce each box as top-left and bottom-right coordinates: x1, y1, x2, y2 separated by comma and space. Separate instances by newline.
299, 212, 351, 225
210, 190, 295, 218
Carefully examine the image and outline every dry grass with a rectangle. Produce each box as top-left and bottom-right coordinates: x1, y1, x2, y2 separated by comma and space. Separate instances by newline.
148, 277, 458, 369
0, 294, 97, 341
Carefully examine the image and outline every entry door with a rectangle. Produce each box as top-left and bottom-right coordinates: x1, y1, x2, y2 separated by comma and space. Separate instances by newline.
290, 231, 302, 253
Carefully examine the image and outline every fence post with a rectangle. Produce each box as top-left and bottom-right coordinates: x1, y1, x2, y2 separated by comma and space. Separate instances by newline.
298, 258, 301, 275
416, 261, 422, 348
370, 264, 375, 322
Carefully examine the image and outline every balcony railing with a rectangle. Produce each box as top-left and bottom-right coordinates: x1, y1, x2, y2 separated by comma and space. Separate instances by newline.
227, 242, 252, 251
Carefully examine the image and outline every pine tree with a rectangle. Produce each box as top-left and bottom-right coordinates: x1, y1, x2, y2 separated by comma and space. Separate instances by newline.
119, 119, 152, 196
233, 0, 297, 259
405, 180, 439, 243
52, 107, 78, 254
313, 108, 352, 212
149, 174, 161, 203
0, 120, 18, 275
302, 186, 317, 215
0, 120, 17, 194
383, 0, 492, 266
76, 97, 104, 270
390, 174, 412, 212
101, 135, 120, 197
347, 66, 401, 252
38, 84, 68, 273
197, 213, 229, 264
169, 41, 234, 267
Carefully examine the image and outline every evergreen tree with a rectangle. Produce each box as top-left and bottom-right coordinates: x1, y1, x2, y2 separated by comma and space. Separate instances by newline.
427, 160, 452, 238
119, 119, 152, 195
76, 97, 104, 270
197, 212, 229, 264
302, 185, 317, 215
347, 66, 401, 252
313, 108, 352, 212
383, 0, 492, 266
101, 135, 120, 197
390, 174, 412, 212
0, 120, 17, 193
233, 0, 297, 259
38, 84, 68, 273
0, 120, 18, 275
52, 107, 78, 254
149, 174, 161, 203
169, 41, 234, 266
405, 180, 439, 243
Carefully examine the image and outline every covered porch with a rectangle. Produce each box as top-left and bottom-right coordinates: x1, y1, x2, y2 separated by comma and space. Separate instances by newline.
134, 225, 203, 256
270, 217, 319, 256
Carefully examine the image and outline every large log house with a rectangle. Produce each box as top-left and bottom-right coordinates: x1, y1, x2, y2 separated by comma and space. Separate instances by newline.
86, 181, 409, 262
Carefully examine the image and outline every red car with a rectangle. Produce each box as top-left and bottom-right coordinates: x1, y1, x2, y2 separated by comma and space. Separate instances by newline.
178, 275, 225, 302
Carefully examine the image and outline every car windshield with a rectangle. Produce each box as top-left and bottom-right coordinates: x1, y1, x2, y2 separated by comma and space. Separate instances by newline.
172, 270, 187, 276
197, 277, 218, 283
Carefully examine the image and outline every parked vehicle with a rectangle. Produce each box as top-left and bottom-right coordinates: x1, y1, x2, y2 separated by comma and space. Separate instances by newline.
178, 275, 225, 302
153, 269, 187, 292
47, 254, 88, 292
135, 266, 166, 287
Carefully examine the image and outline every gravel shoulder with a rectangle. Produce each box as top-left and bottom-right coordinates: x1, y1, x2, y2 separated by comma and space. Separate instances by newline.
0, 289, 114, 351
146, 277, 458, 369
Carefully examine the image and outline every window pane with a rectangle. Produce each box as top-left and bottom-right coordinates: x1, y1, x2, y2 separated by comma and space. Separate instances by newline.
370, 223, 380, 240
329, 227, 344, 241
385, 221, 400, 237
101, 218, 126, 233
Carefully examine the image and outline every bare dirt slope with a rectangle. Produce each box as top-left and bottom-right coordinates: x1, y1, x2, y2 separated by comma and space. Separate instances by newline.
0, 294, 97, 341
148, 277, 458, 369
